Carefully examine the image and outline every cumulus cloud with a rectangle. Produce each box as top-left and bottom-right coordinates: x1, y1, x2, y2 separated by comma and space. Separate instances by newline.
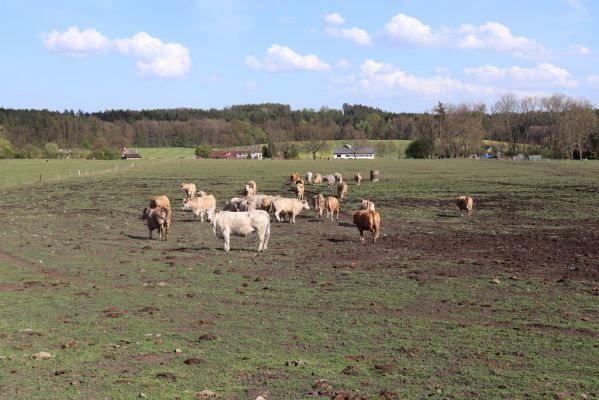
324, 13, 345, 26
41, 27, 191, 78
324, 12, 371, 46
41, 26, 110, 56
382, 14, 549, 58
246, 44, 331, 72
566, 44, 590, 55
114, 32, 191, 78
464, 63, 578, 87
326, 26, 372, 46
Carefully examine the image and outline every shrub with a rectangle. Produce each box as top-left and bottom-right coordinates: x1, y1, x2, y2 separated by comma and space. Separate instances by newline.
405, 140, 434, 159
87, 148, 120, 160
195, 145, 212, 159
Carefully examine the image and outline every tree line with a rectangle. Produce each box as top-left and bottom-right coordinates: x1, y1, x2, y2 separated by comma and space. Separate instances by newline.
0, 93, 598, 159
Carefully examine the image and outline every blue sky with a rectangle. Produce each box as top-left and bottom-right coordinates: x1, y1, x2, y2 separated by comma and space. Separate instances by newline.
1, 0, 598, 113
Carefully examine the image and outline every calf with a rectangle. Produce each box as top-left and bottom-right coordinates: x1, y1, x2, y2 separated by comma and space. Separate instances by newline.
207, 210, 270, 252
269, 197, 310, 223
290, 171, 301, 183
181, 195, 216, 222
295, 182, 305, 200
180, 182, 197, 199
455, 196, 474, 216
352, 209, 381, 243
325, 196, 340, 222
355, 173, 362, 185
312, 193, 325, 218
312, 173, 323, 185
337, 182, 348, 199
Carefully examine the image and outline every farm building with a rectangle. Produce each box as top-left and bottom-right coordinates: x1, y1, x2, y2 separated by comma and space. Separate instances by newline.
209, 150, 237, 159
121, 147, 142, 159
333, 144, 375, 160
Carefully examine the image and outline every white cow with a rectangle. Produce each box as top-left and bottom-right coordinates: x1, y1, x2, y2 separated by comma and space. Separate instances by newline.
181, 195, 216, 222
206, 210, 270, 252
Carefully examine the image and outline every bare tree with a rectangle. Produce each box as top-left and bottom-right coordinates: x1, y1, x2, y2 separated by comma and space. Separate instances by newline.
297, 123, 333, 159
563, 99, 597, 159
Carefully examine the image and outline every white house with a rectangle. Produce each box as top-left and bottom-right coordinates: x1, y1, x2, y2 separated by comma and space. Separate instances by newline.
333, 144, 375, 159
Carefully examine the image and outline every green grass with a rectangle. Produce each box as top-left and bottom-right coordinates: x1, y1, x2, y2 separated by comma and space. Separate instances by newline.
0, 158, 598, 399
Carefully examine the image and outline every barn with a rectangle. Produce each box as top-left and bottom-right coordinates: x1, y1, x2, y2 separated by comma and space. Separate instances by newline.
333, 144, 375, 160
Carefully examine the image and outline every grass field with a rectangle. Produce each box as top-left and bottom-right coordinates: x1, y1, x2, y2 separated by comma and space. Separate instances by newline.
0, 158, 598, 399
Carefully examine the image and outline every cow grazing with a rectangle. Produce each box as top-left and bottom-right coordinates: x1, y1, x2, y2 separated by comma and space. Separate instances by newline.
181, 195, 216, 222
312, 173, 323, 186
270, 197, 310, 223
334, 173, 343, 183
337, 182, 348, 199
290, 171, 301, 183
207, 210, 270, 252
323, 175, 336, 189
355, 173, 362, 186
295, 181, 305, 200
352, 209, 381, 243
360, 199, 375, 211
142, 206, 169, 241
312, 193, 325, 218
180, 183, 197, 199
306, 172, 313, 185
325, 196, 340, 222
456, 196, 474, 216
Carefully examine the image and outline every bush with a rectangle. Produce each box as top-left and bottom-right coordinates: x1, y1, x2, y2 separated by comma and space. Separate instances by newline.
405, 140, 434, 159
15, 144, 43, 159
195, 145, 212, 159
283, 144, 299, 159
87, 148, 120, 160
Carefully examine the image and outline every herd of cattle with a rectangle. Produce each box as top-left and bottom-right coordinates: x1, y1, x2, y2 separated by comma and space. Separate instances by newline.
141, 171, 474, 252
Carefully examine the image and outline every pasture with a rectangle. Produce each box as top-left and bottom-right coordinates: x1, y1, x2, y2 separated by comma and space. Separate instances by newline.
0, 158, 598, 399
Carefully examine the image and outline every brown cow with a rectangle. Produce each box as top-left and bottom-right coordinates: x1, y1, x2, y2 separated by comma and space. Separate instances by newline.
337, 182, 348, 199
325, 196, 340, 222
455, 196, 474, 216
352, 209, 381, 243
290, 171, 301, 183
312, 193, 325, 218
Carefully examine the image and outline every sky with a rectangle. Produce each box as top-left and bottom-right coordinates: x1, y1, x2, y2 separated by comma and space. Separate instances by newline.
1, 0, 598, 113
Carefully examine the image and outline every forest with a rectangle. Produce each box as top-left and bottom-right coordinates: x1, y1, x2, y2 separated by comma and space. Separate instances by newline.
0, 93, 598, 159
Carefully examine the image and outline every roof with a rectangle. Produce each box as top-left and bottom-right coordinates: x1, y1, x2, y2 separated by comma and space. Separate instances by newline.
121, 152, 141, 159
333, 146, 375, 155
209, 150, 237, 159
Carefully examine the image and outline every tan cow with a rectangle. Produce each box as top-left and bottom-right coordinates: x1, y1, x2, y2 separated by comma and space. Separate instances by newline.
325, 196, 340, 222
295, 181, 305, 200
312, 193, 325, 218
149, 195, 171, 213
354, 173, 362, 185
312, 173, 323, 185
360, 199, 375, 211
180, 183, 197, 199
455, 196, 474, 216
142, 206, 170, 241
352, 210, 381, 243
290, 171, 301, 183
181, 195, 216, 222
337, 182, 348, 199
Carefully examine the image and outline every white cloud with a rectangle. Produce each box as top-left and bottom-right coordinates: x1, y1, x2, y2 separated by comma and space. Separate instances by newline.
333, 59, 497, 99
336, 58, 352, 69
41, 27, 191, 78
114, 32, 191, 78
246, 81, 258, 90
41, 26, 110, 56
326, 26, 372, 46
566, 44, 590, 55
247, 44, 331, 72
324, 13, 345, 26
464, 63, 578, 87
383, 14, 549, 58
587, 75, 599, 85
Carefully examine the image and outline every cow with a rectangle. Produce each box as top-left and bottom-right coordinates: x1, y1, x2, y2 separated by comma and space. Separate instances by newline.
206, 210, 270, 252
323, 175, 336, 190
142, 206, 169, 241
306, 172, 313, 185
149, 195, 171, 213
181, 195, 216, 222
290, 171, 301, 184
325, 196, 340, 222
355, 173, 362, 186
337, 182, 348, 199
334, 172, 343, 183
352, 209, 381, 243
238, 199, 256, 212
295, 181, 305, 200
269, 197, 310, 223
180, 183, 197, 199
242, 184, 256, 197
312, 173, 323, 186
360, 199, 375, 211
312, 193, 325, 218
456, 196, 474, 216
